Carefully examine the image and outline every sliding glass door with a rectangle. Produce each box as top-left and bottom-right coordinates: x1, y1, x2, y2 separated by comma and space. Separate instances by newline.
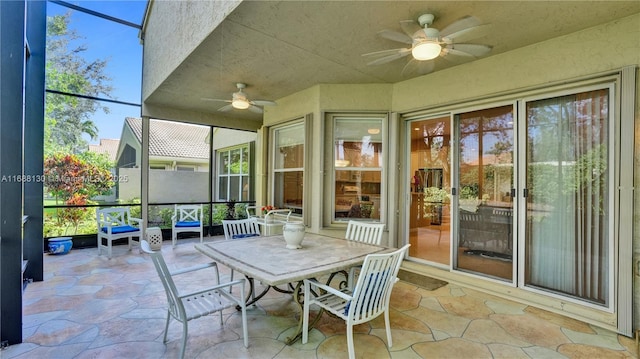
454, 105, 515, 281
407, 116, 451, 265
523, 87, 612, 306
406, 83, 615, 309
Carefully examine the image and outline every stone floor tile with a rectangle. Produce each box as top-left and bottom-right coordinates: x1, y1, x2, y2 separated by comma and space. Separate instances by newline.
412, 337, 492, 358
485, 298, 527, 315
557, 343, 630, 358
462, 319, 531, 347
522, 345, 571, 359
487, 343, 531, 358
405, 306, 471, 338
490, 313, 571, 349
419, 296, 446, 312
317, 334, 391, 359
524, 306, 595, 334
562, 326, 625, 350
438, 295, 494, 319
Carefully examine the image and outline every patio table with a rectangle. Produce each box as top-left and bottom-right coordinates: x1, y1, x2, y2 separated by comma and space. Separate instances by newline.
194, 233, 388, 344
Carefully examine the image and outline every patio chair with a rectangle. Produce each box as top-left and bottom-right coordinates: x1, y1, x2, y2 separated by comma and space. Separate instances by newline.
140, 239, 248, 359
222, 218, 261, 240
345, 220, 385, 289
96, 207, 142, 259
222, 218, 261, 290
302, 244, 410, 359
172, 204, 204, 247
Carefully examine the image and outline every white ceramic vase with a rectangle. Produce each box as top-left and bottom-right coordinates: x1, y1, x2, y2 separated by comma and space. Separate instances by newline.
282, 222, 305, 249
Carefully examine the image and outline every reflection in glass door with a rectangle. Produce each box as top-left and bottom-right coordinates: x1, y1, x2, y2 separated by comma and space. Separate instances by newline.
408, 117, 451, 265
455, 105, 514, 281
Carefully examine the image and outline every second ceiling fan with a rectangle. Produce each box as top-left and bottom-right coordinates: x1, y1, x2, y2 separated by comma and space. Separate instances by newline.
363, 13, 493, 76
202, 83, 276, 114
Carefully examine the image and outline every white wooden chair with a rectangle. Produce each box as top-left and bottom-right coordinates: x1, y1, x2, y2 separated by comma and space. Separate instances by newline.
96, 207, 142, 259
140, 239, 248, 359
345, 220, 385, 289
222, 218, 261, 289
171, 204, 203, 247
222, 218, 261, 240
302, 244, 410, 359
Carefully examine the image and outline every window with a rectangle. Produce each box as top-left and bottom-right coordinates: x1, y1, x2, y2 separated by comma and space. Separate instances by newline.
272, 121, 305, 215
330, 115, 385, 223
217, 145, 250, 201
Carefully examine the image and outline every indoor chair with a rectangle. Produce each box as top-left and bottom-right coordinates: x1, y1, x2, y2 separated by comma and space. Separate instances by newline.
140, 239, 248, 359
96, 207, 142, 259
171, 204, 203, 247
302, 244, 410, 359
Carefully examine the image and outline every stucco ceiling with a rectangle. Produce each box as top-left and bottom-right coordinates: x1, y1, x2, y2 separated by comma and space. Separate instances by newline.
144, 1, 640, 124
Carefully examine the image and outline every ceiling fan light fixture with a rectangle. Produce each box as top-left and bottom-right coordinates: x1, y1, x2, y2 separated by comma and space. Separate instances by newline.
231, 92, 251, 109
231, 98, 250, 109
412, 41, 441, 60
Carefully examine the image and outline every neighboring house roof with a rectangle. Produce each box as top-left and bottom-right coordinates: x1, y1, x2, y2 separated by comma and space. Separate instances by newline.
125, 117, 209, 159
88, 138, 120, 161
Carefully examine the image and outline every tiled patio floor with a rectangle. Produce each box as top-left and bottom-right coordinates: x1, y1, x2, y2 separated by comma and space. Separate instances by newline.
4, 236, 637, 358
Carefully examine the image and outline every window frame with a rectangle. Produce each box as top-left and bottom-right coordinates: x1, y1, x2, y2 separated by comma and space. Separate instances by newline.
269, 119, 306, 217
216, 143, 251, 202
323, 113, 388, 226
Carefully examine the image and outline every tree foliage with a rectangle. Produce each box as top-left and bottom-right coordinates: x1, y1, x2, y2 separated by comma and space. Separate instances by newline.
45, 12, 112, 154
44, 152, 115, 201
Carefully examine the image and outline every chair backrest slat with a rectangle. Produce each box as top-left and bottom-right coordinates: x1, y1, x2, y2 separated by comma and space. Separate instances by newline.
349, 244, 410, 322
175, 204, 203, 222
345, 220, 385, 245
222, 218, 261, 240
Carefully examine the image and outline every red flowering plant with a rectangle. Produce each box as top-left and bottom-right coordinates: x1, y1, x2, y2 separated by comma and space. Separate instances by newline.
261, 205, 276, 215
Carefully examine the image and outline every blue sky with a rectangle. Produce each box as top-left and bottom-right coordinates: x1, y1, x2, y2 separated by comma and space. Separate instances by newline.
47, 1, 147, 143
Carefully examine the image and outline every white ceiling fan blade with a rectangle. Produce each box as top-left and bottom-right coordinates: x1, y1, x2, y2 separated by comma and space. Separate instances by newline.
439, 16, 482, 38
399, 19, 422, 38
401, 58, 435, 77
364, 48, 411, 65
441, 24, 492, 43
445, 43, 492, 57
377, 29, 412, 45
201, 98, 231, 103
248, 105, 263, 114
217, 104, 233, 112
252, 100, 276, 106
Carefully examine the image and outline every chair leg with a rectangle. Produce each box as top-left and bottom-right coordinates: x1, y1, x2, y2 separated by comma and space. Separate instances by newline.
107, 239, 113, 259
179, 321, 188, 359
346, 323, 355, 359
172, 231, 177, 248
302, 281, 310, 344
163, 311, 171, 343
384, 310, 393, 348
229, 269, 234, 294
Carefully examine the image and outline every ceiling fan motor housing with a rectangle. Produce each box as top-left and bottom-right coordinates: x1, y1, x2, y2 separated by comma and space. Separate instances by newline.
418, 13, 435, 27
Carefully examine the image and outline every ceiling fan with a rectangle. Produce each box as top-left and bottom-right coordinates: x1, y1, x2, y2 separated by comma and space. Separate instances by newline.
202, 83, 276, 114
362, 13, 492, 76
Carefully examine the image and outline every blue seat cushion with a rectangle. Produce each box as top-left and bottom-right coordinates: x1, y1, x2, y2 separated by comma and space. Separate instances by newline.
344, 270, 389, 315
232, 233, 260, 239
101, 225, 139, 234
175, 221, 201, 228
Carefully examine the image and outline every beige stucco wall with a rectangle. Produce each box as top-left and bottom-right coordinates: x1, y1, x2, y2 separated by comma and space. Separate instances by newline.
392, 13, 640, 111
262, 13, 640, 334
141, 0, 241, 100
